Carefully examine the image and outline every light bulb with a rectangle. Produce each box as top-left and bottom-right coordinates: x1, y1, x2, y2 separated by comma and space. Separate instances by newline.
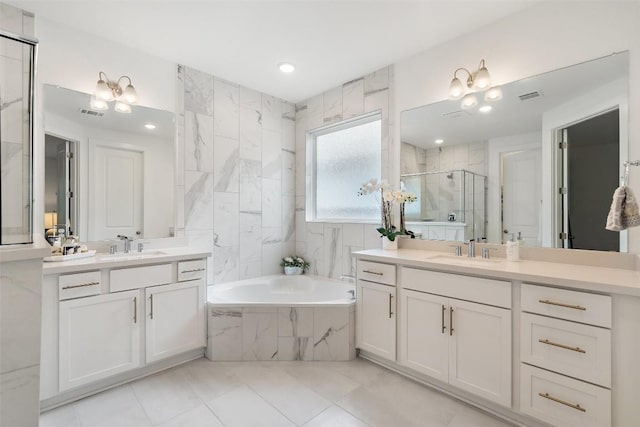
479, 105, 493, 113
460, 94, 478, 110
122, 84, 137, 104
473, 66, 491, 90
484, 86, 503, 102
90, 95, 108, 111
95, 79, 112, 101
449, 77, 465, 100
434, 139, 444, 144
144, 123, 156, 130
279, 63, 295, 73
114, 101, 131, 114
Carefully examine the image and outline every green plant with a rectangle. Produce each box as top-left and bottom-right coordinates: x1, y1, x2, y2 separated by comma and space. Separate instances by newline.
280, 255, 310, 271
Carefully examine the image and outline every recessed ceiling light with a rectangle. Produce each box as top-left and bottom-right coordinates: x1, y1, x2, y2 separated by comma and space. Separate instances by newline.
144, 123, 156, 130
479, 105, 493, 113
435, 139, 444, 144
279, 63, 295, 73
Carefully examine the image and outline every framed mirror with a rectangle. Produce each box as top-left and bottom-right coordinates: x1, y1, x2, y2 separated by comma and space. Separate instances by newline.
43, 85, 175, 241
400, 52, 629, 251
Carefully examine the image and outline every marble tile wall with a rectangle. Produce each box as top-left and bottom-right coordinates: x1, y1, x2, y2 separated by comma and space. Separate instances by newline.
294, 67, 395, 279
207, 305, 356, 361
176, 66, 296, 284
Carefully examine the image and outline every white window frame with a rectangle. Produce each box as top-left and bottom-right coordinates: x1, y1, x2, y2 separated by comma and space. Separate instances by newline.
306, 111, 382, 223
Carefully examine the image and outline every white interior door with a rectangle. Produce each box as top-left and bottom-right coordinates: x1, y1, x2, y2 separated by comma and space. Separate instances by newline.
501, 149, 541, 245
91, 144, 143, 240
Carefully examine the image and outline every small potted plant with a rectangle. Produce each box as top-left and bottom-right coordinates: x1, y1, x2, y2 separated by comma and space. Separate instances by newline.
280, 255, 310, 275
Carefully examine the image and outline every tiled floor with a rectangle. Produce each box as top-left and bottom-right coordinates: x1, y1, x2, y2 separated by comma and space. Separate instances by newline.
40, 357, 514, 427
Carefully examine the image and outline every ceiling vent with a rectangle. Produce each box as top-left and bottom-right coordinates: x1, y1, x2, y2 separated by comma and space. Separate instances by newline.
442, 110, 471, 119
79, 108, 104, 117
518, 91, 542, 101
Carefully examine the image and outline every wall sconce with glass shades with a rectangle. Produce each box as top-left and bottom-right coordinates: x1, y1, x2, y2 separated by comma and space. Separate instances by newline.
90, 72, 138, 113
448, 59, 502, 110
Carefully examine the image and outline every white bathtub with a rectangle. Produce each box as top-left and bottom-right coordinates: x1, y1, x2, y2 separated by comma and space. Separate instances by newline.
208, 274, 355, 306
207, 275, 356, 361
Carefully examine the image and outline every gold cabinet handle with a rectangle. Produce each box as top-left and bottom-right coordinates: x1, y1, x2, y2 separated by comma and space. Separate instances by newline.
388, 294, 393, 318
538, 392, 586, 412
61, 281, 99, 290
538, 299, 586, 311
363, 270, 383, 276
133, 297, 137, 324
149, 294, 154, 319
449, 307, 454, 336
441, 305, 446, 334
538, 339, 586, 354
181, 268, 205, 273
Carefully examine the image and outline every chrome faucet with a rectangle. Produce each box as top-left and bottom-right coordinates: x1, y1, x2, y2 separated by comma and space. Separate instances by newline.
465, 239, 475, 258
117, 235, 133, 253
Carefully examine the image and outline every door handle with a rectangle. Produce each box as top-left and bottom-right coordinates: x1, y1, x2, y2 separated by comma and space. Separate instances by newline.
449, 307, 454, 336
441, 305, 446, 334
149, 294, 154, 319
133, 297, 137, 323
503, 229, 509, 234
388, 293, 393, 318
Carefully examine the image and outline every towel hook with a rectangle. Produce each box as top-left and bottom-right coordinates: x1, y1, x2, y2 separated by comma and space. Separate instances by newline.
623, 160, 640, 187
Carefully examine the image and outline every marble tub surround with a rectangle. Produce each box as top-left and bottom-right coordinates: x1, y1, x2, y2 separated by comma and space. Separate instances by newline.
208, 306, 356, 362
295, 66, 395, 280
177, 66, 296, 286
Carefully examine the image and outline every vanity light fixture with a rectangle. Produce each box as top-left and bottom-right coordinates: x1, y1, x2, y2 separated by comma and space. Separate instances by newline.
448, 59, 501, 109
279, 62, 295, 73
93, 72, 137, 113
479, 105, 493, 113
144, 123, 156, 130
434, 139, 444, 144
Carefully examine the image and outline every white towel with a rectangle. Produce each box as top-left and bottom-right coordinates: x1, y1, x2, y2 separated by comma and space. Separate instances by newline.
605, 186, 640, 231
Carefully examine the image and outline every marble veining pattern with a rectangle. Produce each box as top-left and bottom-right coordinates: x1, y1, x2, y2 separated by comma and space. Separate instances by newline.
184, 112, 214, 173
242, 311, 278, 361
184, 67, 213, 115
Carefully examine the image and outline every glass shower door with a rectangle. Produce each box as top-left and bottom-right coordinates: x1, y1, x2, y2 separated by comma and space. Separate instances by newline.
0, 32, 36, 244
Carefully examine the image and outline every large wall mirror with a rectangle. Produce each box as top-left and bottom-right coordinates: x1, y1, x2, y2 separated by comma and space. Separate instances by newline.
401, 52, 629, 251
44, 85, 175, 241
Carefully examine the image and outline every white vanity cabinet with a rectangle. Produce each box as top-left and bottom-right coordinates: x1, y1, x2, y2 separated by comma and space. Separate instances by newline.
356, 260, 397, 361
59, 289, 141, 391
399, 268, 512, 407
41, 254, 208, 408
145, 279, 205, 363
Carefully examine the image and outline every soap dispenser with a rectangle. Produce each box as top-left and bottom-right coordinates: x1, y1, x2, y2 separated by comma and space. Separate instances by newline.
506, 233, 520, 261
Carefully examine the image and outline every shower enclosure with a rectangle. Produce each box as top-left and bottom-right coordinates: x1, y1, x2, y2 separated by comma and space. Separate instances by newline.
0, 31, 36, 244
401, 170, 486, 242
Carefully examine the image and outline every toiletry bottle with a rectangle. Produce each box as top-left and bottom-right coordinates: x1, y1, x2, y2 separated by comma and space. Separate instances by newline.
506, 233, 520, 261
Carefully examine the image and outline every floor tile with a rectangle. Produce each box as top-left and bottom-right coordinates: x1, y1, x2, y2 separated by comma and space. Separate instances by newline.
180, 357, 243, 401
207, 385, 296, 427
39, 404, 80, 427
446, 404, 515, 427
303, 405, 370, 427
230, 363, 331, 425
337, 386, 420, 427
156, 404, 224, 427
282, 364, 360, 402
313, 359, 389, 387
131, 367, 202, 425
74, 385, 151, 427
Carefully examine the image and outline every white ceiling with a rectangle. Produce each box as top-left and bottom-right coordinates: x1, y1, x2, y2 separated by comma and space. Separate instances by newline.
10, 0, 535, 103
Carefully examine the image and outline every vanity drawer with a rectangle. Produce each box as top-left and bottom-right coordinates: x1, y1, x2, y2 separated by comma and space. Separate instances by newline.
178, 259, 206, 282
521, 284, 611, 327
59, 271, 101, 300
110, 264, 172, 292
521, 313, 611, 387
520, 364, 611, 427
357, 260, 396, 286
402, 267, 511, 309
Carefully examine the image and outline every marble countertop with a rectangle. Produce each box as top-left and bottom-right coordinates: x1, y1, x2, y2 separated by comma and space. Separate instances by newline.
355, 248, 640, 297
0, 235, 51, 263
43, 247, 211, 275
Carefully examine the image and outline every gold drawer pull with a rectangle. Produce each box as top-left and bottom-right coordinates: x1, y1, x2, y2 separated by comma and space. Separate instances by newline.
538, 299, 586, 311
62, 281, 100, 290
181, 268, 205, 273
538, 392, 586, 412
362, 270, 383, 276
538, 339, 586, 354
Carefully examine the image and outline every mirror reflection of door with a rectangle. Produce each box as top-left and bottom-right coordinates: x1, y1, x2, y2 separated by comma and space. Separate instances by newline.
501, 149, 541, 246
559, 109, 620, 251
90, 143, 143, 240
44, 134, 76, 235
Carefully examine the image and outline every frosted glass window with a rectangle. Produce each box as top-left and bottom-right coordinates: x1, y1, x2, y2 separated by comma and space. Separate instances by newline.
311, 114, 381, 221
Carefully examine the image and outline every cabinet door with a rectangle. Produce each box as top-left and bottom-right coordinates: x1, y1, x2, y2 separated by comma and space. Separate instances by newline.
59, 290, 141, 391
448, 298, 512, 407
399, 290, 449, 383
356, 280, 396, 360
145, 279, 205, 363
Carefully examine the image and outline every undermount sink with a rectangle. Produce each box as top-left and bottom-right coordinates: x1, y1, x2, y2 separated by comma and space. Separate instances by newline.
97, 250, 168, 261
426, 253, 504, 267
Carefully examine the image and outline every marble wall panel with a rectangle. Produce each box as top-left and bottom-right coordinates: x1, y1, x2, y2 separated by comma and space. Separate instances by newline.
241, 310, 278, 361
208, 308, 242, 361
